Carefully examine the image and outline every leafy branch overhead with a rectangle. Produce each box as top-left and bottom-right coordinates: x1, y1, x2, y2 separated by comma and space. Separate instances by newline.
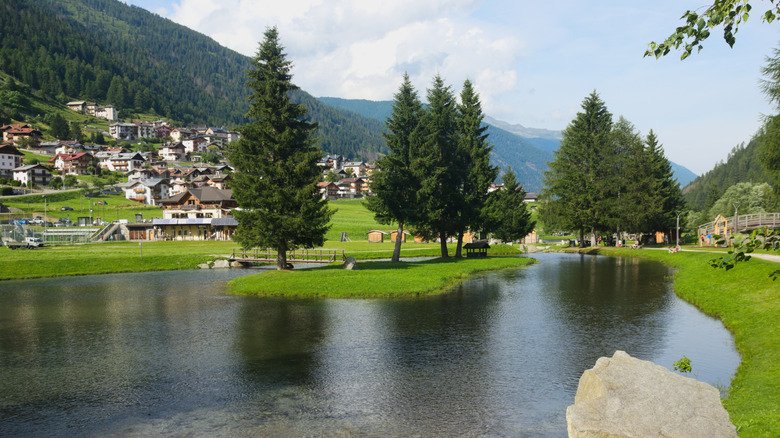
646, 0, 780, 60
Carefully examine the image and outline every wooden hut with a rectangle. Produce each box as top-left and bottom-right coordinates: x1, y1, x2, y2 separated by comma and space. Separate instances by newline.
463, 241, 490, 258
367, 229, 388, 243
391, 230, 411, 243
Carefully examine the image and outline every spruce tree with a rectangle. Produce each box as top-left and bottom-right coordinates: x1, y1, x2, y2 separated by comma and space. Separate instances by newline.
454, 79, 498, 256
227, 27, 332, 270
413, 75, 461, 257
541, 91, 613, 247
364, 73, 423, 262
49, 113, 69, 140
482, 168, 535, 242
646, 130, 686, 232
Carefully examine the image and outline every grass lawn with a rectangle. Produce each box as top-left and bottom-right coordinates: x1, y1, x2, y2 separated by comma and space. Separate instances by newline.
579, 247, 780, 437
229, 256, 536, 298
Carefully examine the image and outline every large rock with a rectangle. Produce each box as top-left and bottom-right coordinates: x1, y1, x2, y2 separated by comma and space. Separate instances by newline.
567, 350, 737, 438
212, 259, 230, 269
343, 256, 357, 270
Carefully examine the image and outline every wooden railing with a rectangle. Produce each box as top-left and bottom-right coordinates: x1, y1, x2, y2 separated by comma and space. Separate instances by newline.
230, 248, 346, 264
698, 212, 780, 236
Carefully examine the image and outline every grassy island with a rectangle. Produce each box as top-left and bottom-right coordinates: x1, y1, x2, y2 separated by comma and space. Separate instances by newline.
575, 247, 779, 437
229, 256, 536, 298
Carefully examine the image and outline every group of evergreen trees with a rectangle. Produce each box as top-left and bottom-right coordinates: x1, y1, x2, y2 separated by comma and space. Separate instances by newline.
540, 92, 685, 246
365, 74, 534, 261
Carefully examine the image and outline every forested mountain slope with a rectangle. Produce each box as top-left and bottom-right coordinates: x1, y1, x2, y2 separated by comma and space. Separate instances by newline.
683, 136, 770, 210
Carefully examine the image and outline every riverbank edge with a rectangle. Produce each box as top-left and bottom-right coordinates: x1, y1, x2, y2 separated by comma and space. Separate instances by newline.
564, 246, 779, 437
0, 243, 523, 281
228, 255, 537, 298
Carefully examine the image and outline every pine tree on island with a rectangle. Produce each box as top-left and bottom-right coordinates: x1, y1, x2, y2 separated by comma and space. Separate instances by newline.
228, 27, 333, 270
364, 73, 423, 262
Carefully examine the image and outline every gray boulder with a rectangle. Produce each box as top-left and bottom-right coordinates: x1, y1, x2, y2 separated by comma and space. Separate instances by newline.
212, 259, 230, 269
343, 256, 357, 270
567, 350, 737, 438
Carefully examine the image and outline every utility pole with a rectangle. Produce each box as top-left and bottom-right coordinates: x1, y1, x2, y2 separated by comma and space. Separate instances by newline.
675, 210, 681, 248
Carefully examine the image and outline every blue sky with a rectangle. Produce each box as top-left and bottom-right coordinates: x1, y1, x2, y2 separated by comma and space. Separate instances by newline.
123, 0, 780, 175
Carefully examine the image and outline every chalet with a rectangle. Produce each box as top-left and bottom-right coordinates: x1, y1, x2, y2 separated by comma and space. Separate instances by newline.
109, 122, 138, 140
122, 178, 171, 205
155, 125, 172, 138
182, 136, 208, 154
95, 151, 145, 173
342, 161, 367, 177
524, 192, 539, 203
337, 177, 367, 198
66, 101, 89, 112
13, 164, 51, 186
170, 128, 193, 142
94, 106, 117, 121
169, 178, 191, 196
51, 152, 97, 175
317, 181, 339, 200
202, 173, 231, 190
54, 141, 84, 155
158, 142, 186, 161
154, 187, 237, 241
0, 144, 24, 179
126, 167, 156, 181
227, 131, 240, 143
1, 123, 42, 146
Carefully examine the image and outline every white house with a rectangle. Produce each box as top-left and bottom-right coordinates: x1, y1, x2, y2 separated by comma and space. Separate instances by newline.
13, 164, 51, 186
95, 106, 117, 121
109, 122, 138, 140
122, 178, 171, 205
95, 151, 146, 173
159, 142, 186, 161
0, 144, 24, 179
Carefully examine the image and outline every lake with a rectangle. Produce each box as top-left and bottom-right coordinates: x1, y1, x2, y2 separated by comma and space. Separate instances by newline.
0, 252, 739, 436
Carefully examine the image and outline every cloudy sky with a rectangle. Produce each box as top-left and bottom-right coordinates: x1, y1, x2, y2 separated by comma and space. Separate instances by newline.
124, 0, 780, 175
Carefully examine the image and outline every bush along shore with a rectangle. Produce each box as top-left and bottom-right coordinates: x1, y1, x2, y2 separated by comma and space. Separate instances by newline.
229, 256, 536, 298
576, 247, 780, 437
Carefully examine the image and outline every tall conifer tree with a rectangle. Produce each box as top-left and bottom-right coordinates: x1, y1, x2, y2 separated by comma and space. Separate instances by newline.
541, 91, 613, 247
646, 130, 686, 232
454, 79, 498, 257
413, 75, 461, 257
228, 27, 332, 270
364, 73, 423, 262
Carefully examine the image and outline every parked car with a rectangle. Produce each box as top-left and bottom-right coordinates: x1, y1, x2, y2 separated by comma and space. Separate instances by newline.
61, 206, 74, 211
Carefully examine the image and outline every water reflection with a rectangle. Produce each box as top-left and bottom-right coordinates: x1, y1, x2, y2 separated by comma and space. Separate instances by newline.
0, 254, 738, 436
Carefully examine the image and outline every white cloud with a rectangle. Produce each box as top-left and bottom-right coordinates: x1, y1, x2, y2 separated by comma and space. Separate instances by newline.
161, 0, 778, 174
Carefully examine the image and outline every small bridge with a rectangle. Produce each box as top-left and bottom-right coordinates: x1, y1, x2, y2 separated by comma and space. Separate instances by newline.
230, 248, 346, 264
698, 212, 780, 239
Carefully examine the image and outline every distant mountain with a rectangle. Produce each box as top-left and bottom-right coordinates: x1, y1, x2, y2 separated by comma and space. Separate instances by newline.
670, 162, 698, 188
318, 96, 553, 192
483, 116, 562, 147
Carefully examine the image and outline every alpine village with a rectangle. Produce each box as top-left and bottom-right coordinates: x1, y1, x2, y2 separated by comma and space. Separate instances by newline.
1, 0, 779, 437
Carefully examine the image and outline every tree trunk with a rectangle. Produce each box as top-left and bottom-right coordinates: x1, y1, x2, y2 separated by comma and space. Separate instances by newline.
455, 231, 464, 258
392, 222, 404, 262
276, 248, 288, 270
440, 231, 449, 258
579, 229, 585, 248
590, 228, 596, 247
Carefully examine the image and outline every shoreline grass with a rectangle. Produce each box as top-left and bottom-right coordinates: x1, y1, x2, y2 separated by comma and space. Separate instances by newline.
0, 240, 522, 281
229, 256, 536, 298
573, 246, 779, 437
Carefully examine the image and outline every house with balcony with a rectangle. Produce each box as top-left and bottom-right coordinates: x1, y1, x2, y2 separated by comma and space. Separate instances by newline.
109, 122, 138, 140
51, 152, 98, 175
13, 164, 51, 186
154, 187, 237, 241
122, 178, 171, 205
159, 142, 186, 161
1, 123, 42, 146
336, 177, 367, 198
95, 151, 146, 173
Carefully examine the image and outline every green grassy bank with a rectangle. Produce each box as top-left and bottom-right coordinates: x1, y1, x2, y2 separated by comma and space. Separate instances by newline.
229, 256, 536, 298
0, 239, 521, 281
580, 247, 779, 437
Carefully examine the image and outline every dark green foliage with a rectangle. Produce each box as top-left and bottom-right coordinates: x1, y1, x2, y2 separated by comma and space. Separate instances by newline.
227, 28, 332, 270
646, 130, 686, 231
412, 75, 462, 257
364, 73, 423, 262
683, 137, 769, 209
69, 122, 84, 142
49, 113, 70, 140
541, 91, 613, 245
482, 168, 535, 242
454, 79, 498, 255
291, 90, 388, 161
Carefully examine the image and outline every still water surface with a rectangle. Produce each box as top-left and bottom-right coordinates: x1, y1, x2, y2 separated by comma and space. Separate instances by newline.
0, 253, 738, 436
